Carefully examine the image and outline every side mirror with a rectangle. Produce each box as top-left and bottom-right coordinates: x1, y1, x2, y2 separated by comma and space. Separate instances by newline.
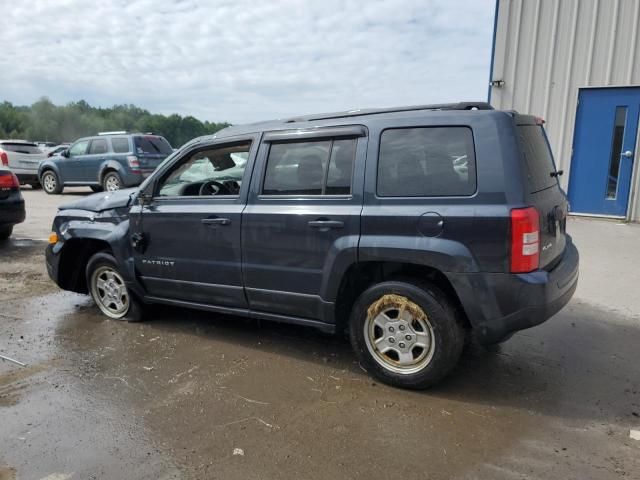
61, 149, 70, 158
137, 189, 153, 206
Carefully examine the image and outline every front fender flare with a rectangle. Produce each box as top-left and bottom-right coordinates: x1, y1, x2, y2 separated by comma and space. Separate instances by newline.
38, 160, 62, 180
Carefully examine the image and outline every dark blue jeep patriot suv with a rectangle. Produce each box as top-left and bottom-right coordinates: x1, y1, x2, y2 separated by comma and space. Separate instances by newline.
45, 102, 579, 389
38, 132, 172, 194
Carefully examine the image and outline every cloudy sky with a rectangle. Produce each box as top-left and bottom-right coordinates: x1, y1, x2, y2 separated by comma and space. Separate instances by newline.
0, 0, 495, 124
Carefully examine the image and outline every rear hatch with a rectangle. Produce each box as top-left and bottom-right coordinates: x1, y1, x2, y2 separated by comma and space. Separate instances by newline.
515, 115, 568, 269
1, 142, 47, 172
133, 135, 172, 171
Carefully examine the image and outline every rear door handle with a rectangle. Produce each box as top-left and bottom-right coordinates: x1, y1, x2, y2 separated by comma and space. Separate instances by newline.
308, 220, 344, 229
201, 217, 231, 226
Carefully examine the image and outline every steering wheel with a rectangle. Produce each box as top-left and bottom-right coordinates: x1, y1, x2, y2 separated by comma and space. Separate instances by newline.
199, 180, 230, 196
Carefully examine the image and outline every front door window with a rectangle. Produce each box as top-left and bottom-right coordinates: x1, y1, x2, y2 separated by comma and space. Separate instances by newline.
69, 140, 89, 156
157, 142, 251, 197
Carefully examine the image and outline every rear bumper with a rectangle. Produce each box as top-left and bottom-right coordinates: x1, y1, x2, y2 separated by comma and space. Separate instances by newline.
447, 237, 579, 344
0, 195, 26, 226
16, 173, 39, 184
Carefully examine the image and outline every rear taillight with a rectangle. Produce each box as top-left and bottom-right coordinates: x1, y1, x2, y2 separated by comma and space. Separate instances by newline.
510, 207, 540, 273
0, 151, 8, 166
127, 155, 141, 174
0, 171, 20, 190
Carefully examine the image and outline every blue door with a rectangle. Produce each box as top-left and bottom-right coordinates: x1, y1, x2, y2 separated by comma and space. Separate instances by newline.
569, 87, 639, 217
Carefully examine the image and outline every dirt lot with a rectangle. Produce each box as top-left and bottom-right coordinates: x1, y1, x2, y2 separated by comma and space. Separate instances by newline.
1, 188, 639, 479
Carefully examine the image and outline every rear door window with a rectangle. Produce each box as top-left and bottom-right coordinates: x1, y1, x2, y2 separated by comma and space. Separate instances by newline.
517, 125, 558, 193
377, 127, 476, 197
88, 139, 108, 154
111, 137, 130, 153
0, 142, 41, 154
262, 138, 357, 196
134, 136, 173, 155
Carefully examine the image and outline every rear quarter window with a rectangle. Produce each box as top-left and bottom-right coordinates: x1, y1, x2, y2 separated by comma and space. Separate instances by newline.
517, 125, 558, 193
111, 137, 130, 153
377, 127, 476, 197
134, 136, 173, 155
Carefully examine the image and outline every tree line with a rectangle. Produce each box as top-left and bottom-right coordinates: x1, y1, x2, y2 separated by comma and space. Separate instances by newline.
0, 97, 230, 148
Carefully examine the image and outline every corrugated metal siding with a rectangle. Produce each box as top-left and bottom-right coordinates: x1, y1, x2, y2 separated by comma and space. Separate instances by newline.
490, 0, 640, 220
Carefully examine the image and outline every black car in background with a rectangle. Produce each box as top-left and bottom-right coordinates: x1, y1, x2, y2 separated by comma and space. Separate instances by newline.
0, 167, 25, 240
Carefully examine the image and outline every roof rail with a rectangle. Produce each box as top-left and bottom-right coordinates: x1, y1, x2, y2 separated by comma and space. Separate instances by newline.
97, 131, 128, 136
285, 102, 494, 122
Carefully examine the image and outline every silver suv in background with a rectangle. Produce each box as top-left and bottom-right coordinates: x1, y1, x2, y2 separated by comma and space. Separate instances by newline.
0, 140, 47, 188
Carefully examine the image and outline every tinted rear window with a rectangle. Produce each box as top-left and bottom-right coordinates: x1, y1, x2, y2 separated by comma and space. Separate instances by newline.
517, 125, 558, 192
134, 136, 172, 155
377, 127, 476, 197
0, 142, 41, 154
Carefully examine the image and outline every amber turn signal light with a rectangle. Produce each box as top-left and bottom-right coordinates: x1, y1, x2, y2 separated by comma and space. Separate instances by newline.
48, 233, 58, 245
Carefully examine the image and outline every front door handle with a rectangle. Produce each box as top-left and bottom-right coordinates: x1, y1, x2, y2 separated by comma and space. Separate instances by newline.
201, 217, 231, 226
308, 220, 344, 230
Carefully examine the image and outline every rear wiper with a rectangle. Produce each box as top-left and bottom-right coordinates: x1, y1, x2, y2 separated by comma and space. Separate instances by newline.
550, 170, 564, 178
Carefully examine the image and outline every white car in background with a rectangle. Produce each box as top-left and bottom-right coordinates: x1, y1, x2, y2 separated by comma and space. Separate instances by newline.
0, 140, 48, 188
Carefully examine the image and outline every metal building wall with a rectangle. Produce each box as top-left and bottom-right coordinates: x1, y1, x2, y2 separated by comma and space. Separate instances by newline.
489, 0, 640, 220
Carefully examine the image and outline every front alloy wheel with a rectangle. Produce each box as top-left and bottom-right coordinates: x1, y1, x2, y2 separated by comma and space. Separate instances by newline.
86, 252, 143, 321
42, 171, 62, 194
90, 265, 130, 318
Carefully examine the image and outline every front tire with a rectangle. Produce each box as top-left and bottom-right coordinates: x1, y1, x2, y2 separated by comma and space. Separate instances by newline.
102, 172, 122, 192
86, 252, 143, 322
349, 279, 464, 389
41, 170, 63, 194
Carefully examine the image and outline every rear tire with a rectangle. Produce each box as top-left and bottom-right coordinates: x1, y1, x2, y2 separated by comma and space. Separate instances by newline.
0, 225, 13, 240
102, 172, 122, 192
41, 170, 63, 194
86, 252, 144, 322
349, 279, 464, 389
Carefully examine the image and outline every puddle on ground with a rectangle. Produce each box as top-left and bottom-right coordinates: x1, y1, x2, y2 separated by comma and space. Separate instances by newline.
0, 466, 16, 480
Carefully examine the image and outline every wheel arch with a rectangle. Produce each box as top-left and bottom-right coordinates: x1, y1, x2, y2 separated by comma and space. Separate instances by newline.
99, 161, 124, 182
333, 261, 471, 335
38, 162, 61, 181
57, 238, 113, 293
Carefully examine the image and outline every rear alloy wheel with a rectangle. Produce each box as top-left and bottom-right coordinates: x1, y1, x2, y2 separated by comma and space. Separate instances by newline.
0, 225, 13, 240
41, 170, 63, 194
86, 252, 143, 321
102, 172, 122, 192
349, 279, 464, 389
